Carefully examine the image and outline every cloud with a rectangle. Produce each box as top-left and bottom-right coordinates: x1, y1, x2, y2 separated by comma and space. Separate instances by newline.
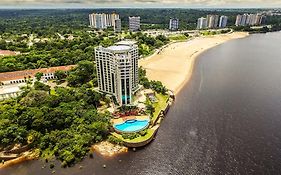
0, 0, 280, 7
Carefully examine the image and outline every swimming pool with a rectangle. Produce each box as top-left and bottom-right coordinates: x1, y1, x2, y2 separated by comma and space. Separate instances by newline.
114, 119, 149, 133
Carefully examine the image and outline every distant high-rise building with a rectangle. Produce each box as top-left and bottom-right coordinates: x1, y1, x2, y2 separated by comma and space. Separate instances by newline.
235, 14, 242, 26
248, 14, 257, 25
169, 18, 179, 31
95, 40, 139, 106
260, 15, 267, 25
240, 14, 248, 26
197, 17, 207, 29
89, 13, 120, 29
214, 15, 220, 28
206, 15, 219, 28
219, 16, 228, 28
129, 16, 141, 32
235, 13, 266, 26
114, 19, 121, 32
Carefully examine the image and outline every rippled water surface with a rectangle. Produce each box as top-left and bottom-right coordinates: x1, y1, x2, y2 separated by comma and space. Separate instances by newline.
1, 32, 281, 175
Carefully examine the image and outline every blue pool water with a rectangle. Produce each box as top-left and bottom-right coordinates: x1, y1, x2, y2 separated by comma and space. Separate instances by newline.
114, 119, 149, 132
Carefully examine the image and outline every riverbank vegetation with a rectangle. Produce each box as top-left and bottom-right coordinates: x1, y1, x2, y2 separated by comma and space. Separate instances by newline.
0, 60, 169, 166
0, 61, 112, 166
139, 67, 167, 94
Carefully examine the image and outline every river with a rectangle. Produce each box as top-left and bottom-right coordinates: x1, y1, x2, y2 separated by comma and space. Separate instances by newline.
1, 32, 281, 175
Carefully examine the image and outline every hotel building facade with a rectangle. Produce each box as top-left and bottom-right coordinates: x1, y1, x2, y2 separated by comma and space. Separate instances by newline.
95, 40, 139, 106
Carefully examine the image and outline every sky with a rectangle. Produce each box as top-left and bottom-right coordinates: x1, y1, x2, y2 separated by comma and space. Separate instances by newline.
0, 0, 281, 9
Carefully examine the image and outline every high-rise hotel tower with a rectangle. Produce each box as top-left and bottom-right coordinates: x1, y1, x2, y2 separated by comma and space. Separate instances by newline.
95, 40, 139, 106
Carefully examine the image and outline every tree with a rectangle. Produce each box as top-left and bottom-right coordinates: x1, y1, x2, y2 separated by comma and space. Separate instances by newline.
150, 80, 167, 94
67, 60, 95, 87
146, 104, 155, 116
34, 81, 50, 92
35, 72, 43, 81
54, 70, 67, 80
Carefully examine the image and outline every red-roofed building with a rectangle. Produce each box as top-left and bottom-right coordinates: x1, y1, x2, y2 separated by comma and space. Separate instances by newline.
0, 65, 75, 85
0, 65, 75, 100
0, 50, 20, 56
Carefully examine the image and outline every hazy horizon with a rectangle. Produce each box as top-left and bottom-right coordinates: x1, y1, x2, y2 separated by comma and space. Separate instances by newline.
0, 0, 281, 9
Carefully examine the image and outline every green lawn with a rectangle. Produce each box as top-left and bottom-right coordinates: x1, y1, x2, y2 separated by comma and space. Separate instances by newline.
200, 30, 219, 36
168, 34, 188, 41
50, 89, 56, 95
151, 93, 169, 124
112, 129, 154, 143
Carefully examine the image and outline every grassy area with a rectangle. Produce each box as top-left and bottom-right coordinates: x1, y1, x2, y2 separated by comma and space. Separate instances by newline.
168, 34, 188, 41
112, 129, 155, 143
140, 43, 153, 56
151, 93, 169, 124
50, 89, 56, 95
200, 30, 219, 36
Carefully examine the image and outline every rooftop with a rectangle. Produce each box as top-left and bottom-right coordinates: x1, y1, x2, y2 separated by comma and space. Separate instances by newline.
0, 50, 20, 56
0, 85, 21, 95
116, 40, 137, 46
0, 65, 75, 82
107, 45, 131, 51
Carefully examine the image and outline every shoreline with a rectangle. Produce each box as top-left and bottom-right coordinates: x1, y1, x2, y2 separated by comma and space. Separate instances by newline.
139, 32, 249, 95
0, 149, 39, 169
0, 32, 249, 170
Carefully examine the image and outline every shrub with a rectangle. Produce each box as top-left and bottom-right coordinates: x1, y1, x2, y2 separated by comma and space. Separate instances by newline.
122, 133, 140, 140
107, 135, 123, 145
138, 129, 147, 136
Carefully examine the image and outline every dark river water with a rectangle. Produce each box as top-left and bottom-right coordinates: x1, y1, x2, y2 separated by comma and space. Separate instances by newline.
1, 32, 281, 175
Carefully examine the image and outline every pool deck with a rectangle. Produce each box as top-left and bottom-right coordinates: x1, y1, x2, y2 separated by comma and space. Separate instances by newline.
111, 115, 150, 125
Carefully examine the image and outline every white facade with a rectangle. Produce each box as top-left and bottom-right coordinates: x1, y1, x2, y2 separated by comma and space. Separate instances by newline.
197, 17, 207, 29
129, 16, 141, 32
95, 41, 139, 106
169, 18, 179, 31
89, 13, 120, 29
0, 86, 22, 101
0, 65, 74, 100
219, 16, 228, 28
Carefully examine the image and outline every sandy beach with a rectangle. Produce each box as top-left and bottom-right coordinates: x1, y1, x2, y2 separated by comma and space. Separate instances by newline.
139, 32, 249, 94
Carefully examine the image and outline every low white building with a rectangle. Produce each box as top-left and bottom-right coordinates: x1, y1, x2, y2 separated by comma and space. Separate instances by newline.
0, 65, 75, 100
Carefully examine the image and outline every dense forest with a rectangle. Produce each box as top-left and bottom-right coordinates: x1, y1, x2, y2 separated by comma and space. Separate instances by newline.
0, 8, 276, 32
0, 61, 112, 166
0, 9, 280, 73
0, 60, 167, 166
